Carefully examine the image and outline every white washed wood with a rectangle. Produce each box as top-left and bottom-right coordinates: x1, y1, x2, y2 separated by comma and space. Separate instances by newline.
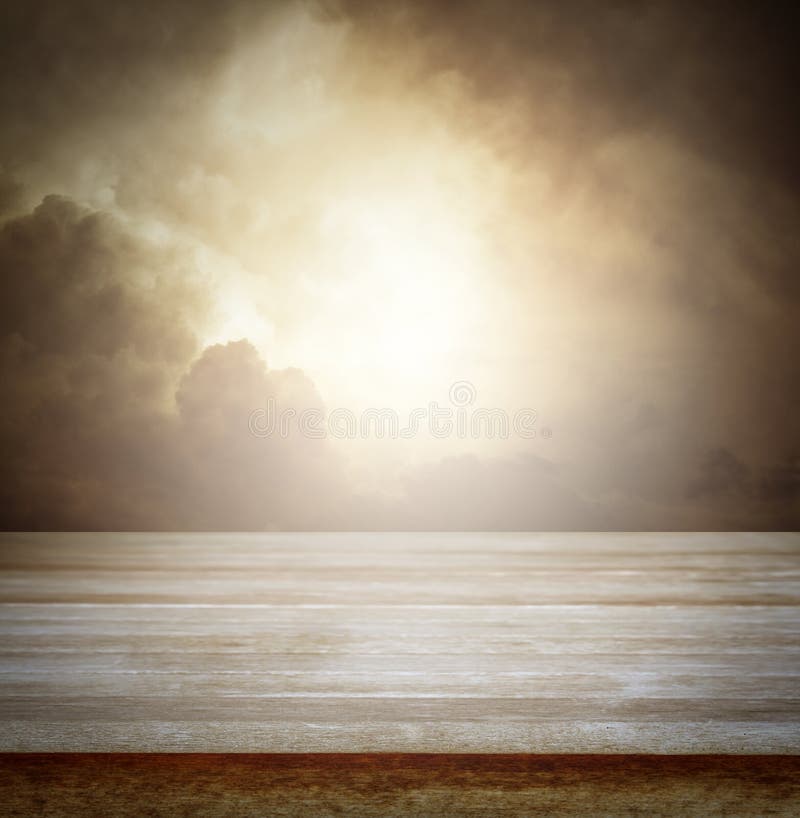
0, 532, 798, 751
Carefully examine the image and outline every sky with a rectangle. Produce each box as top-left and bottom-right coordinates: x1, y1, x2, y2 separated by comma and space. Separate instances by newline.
0, 0, 798, 530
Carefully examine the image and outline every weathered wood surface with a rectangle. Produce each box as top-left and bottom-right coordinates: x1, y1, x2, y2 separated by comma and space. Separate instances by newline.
0, 532, 798, 752
2, 754, 799, 818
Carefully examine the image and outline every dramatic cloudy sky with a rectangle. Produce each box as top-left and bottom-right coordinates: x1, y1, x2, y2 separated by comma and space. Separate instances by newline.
1, 0, 798, 530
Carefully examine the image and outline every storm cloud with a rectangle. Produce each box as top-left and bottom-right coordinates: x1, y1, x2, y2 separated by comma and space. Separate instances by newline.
1, 1, 797, 530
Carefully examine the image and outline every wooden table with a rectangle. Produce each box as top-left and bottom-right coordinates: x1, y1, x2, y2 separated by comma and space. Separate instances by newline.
1, 532, 798, 815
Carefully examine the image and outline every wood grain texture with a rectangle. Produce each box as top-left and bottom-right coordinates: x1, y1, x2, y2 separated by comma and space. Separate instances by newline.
0, 532, 798, 752
2, 754, 799, 817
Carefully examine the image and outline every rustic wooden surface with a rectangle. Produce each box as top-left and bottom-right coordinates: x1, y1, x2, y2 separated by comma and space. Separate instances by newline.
2, 753, 799, 817
0, 532, 798, 753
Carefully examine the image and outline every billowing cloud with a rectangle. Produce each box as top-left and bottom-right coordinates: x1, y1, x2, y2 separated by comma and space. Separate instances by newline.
0, 195, 345, 530
0, 2, 797, 530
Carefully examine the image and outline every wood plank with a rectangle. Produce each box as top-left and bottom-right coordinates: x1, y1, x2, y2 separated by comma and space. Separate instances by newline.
1, 754, 799, 817
0, 532, 798, 753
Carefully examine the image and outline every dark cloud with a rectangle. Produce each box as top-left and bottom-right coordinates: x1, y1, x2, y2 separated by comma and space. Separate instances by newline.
688, 448, 752, 500
5, 1, 798, 198
0, 194, 346, 530
759, 457, 800, 505
328, 0, 800, 194
0, 1, 797, 531
0, 193, 197, 528
0, 179, 794, 530
0, 194, 198, 363
0, 0, 263, 164
684, 448, 799, 530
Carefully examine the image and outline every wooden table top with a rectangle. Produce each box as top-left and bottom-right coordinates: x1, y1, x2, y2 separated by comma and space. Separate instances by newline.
1, 532, 798, 753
